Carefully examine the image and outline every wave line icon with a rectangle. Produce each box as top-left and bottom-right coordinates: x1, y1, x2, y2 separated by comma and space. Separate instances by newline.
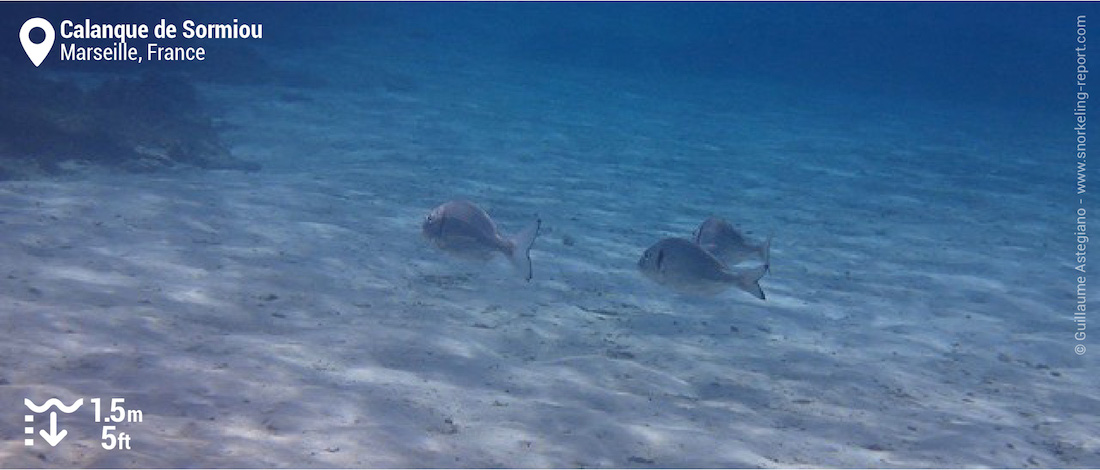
25, 398, 83, 414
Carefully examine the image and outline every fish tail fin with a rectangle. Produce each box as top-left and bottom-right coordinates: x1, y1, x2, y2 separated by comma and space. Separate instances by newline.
734, 235, 770, 299
760, 234, 773, 274
509, 216, 541, 281
736, 263, 769, 300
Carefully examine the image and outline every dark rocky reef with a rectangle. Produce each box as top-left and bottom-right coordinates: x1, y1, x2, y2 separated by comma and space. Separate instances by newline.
0, 69, 259, 179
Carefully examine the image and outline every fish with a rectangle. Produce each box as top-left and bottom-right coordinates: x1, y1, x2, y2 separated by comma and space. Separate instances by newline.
422, 200, 541, 281
638, 237, 769, 299
693, 217, 771, 267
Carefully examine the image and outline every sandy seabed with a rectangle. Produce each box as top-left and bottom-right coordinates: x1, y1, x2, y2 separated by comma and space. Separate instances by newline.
0, 45, 1095, 468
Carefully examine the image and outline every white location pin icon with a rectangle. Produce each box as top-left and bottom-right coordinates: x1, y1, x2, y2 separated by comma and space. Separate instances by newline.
20, 18, 55, 67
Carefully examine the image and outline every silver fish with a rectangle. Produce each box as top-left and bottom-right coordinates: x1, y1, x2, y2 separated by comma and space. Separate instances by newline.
422, 200, 541, 281
693, 217, 770, 266
638, 237, 768, 299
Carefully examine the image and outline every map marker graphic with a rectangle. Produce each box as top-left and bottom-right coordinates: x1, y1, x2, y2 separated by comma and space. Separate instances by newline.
20, 18, 54, 67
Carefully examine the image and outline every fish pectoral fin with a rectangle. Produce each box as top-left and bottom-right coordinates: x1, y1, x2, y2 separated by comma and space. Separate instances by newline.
507, 216, 541, 282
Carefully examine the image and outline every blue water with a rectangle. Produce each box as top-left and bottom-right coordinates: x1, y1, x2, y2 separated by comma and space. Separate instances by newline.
1, 2, 1096, 468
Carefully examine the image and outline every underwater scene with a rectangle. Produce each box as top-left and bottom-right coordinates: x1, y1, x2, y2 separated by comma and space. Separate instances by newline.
0, 1, 1095, 468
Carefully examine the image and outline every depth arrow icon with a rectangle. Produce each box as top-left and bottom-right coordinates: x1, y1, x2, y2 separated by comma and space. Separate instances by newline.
39, 411, 67, 446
